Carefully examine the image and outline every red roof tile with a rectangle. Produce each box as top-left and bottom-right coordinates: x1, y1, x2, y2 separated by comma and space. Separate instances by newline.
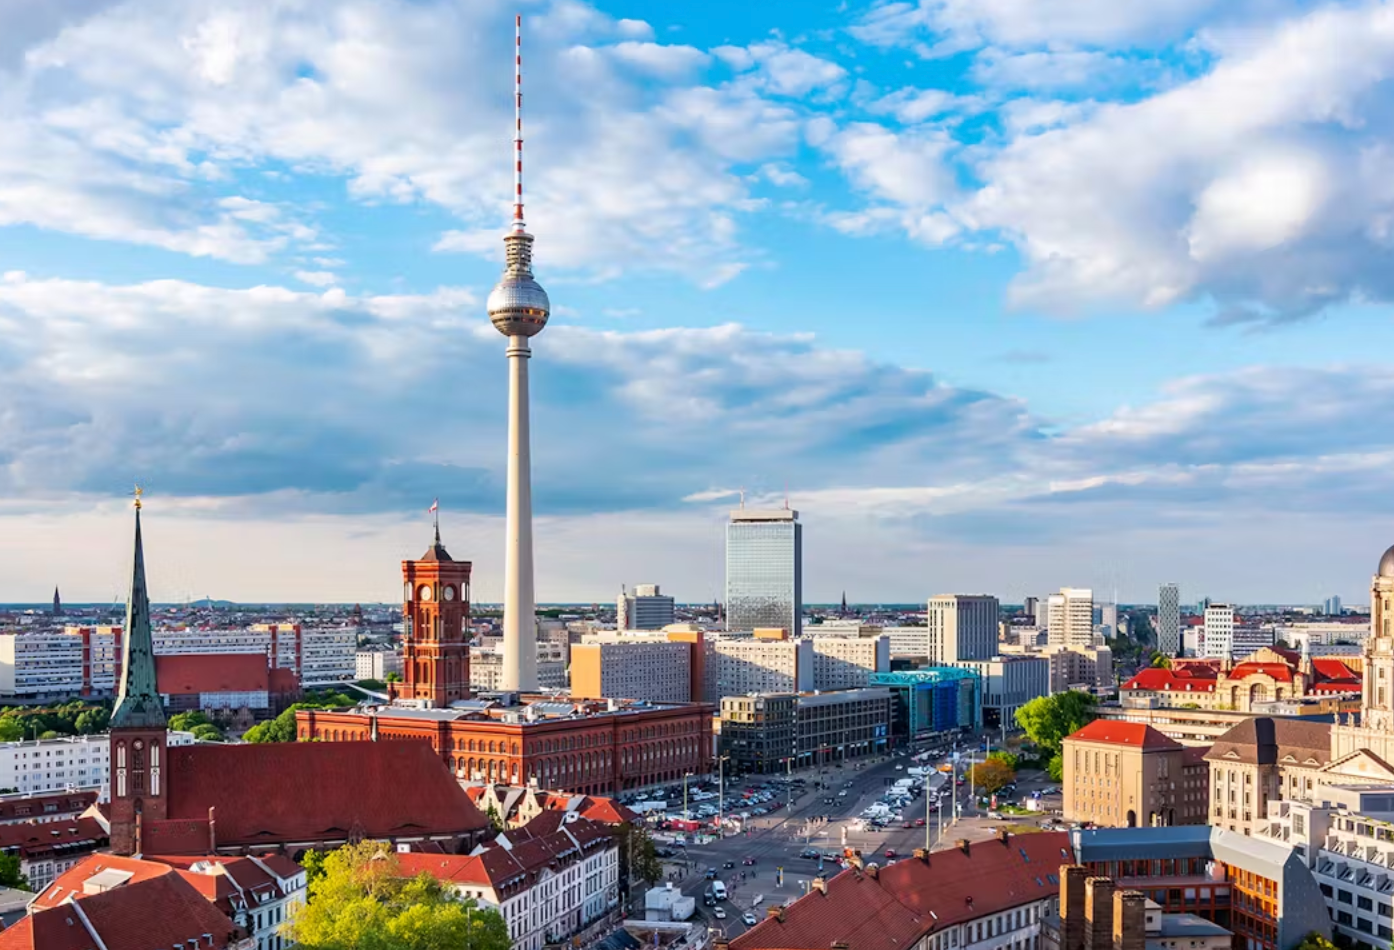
31, 855, 170, 911
1065, 720, 1181, 750
157, 653, 268, 695
1228, 662, 1294, 683
1313, 658, 1360, 682
0, 816, 106, 859
1123, 668, 1217, 693
8, 858, 237, 950
0, 791, 97, 824
160, 740, 487, 850
732, 832, 1073, 950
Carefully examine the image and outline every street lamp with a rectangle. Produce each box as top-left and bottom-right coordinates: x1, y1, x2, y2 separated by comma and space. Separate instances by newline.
683, 771, 694, 822
716, 754, 730, 839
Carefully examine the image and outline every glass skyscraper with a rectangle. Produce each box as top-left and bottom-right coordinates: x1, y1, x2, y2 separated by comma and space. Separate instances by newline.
725, 508, 802, 636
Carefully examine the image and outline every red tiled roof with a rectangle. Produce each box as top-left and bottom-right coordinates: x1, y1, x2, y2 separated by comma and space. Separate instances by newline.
160, 740, 487, 850
732, 832, 1073, 950
578, 796, 637, 825
0, 816, 106, 858
1123, 668, 1217, 693
6, 858, 237, 950
1065, 720, 1181, 751
1313, 658, 1360, 682
157, 653, 268, 695
0, 791, 97, 824
31, 855, 169, 911
1228, 662, 1294, 683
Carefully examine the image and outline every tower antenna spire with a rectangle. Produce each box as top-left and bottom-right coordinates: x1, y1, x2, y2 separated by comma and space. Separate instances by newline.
512, 12, 525, 233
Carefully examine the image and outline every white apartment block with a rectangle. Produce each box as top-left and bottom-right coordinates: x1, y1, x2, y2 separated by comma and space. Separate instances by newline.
884, 626, 931, 658
355, 650, 404, 681
955, 655, 1050, 730
927, 595, 1000, 663
809, 635, 890, 690
0, 623, 356, 701
706, 636, 813, 704
1231, 625, 1276, 658
1202, 605, 1235, 659
1047, 588, 1094, 647
0, 731, 196, 800
471, 647, 567, 692
570, 638, 692, 703
999, 642, 1114, 694
1273, 622, 1371, 648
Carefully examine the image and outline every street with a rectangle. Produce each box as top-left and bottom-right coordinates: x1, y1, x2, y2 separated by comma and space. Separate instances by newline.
646, 746, 1061, 940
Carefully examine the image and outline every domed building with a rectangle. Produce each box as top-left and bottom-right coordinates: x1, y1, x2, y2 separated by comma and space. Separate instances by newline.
1329, 544, 1394, 763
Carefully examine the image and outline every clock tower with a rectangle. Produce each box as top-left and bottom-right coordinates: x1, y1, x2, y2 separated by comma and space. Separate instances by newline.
390, 522, 472, 707
110, 489, 168, 856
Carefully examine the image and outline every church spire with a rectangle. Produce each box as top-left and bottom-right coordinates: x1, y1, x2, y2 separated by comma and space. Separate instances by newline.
112, 488, 166, 729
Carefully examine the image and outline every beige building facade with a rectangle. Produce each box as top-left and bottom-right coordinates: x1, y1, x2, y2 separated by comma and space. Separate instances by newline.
1063, 720, 1209, 828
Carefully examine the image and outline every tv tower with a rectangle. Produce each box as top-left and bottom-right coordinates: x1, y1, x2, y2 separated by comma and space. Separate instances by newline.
487, 13, 549, 692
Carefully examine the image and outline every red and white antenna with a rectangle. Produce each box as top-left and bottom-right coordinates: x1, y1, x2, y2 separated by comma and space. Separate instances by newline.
512, 13, 526, 233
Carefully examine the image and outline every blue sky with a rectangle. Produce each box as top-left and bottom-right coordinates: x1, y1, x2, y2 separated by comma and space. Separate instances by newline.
4, 0, 1394, 606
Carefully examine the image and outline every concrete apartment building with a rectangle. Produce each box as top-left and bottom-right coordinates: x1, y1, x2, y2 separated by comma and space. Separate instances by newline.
809, 635, 890, 689
954, 654, 1050, 731
718, 687, 893, 773
571, 637, 694, 703
706, 632, 813, 703
355, 649, 403, 681
470, 644, 567, 692
616, 584, 675, 631
926, 595, 1000, 663
1202, 605, 1235, 659
1049, 589, 1095, 647
0, 731, 196, 800
725, 508, 802, 637
1000, 642, 1115, 695
1063, 720, 1210, 828
1158, 583, 1181, 656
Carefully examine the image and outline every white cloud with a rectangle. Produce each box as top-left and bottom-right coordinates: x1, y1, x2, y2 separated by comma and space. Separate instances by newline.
718, 40, 848, 98
870, 86, 984, 123
606, 41, 709, 78
293, 270, 338, 287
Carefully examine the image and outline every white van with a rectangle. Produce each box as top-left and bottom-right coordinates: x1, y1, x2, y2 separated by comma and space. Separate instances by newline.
712, 881, 728, 901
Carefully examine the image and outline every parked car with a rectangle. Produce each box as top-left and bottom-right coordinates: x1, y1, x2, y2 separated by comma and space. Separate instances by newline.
743, 912, 758, 926
713, 908, 727, 920
705, 868, 718, 879
885, 849, 897, 859
800, 848, 820, 859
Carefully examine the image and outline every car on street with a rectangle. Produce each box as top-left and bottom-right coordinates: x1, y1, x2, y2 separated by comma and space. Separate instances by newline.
713, 908, 727, 919
885, 849, 896, 859
901, 821, 913, 829
743, 912, 758, 926
742, 857, 755, 865
705, 868, 717, 879
723, 860, 735, 869
800, 848, 820, 859
895, 765, 903, 770
915, 818, 925, 826
837, 790, 848, 797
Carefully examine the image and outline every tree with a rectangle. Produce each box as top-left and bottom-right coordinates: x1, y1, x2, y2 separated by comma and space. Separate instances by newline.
970, 758, 1016, 795
0, 853, 29, 890
191, 724, 223, 742
1294, 933, 1338, 950
299, 849, 329, 888
1015, 692, 1099, 756
1150, 653, 1172, 668
0, 718, 23, 743
615, 822, 662, 893
245, 697, 351, 744
385, 672, 403, 683
986, 750, 1019, 771
169, 711, 213, 733
1046, 752, 1064, 782
284, 840, 511, 950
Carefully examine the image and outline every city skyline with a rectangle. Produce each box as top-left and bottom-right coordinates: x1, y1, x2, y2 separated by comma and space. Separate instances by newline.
6, 1, 1394, 604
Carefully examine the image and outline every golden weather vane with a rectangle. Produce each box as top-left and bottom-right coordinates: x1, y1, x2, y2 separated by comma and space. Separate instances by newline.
132, 485, 144, 510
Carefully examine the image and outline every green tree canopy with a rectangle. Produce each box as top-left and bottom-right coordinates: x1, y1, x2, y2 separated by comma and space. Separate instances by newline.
284, 840, 511, 950
385, 672, 403, 683
244, 696, 354, 743
168, 711, 214, 733
986, 750, 1019, 771
1293, 932, 1338, 950
1150, 653, 1172, 668
1014, 691, 1099, 756
0, 853, 29, 890
0, 718, 23, 743
615, 822, 662, 893
191, 724, 223, 742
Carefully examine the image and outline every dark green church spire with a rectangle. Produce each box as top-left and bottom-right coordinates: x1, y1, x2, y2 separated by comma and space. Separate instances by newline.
111, 488, 166, 729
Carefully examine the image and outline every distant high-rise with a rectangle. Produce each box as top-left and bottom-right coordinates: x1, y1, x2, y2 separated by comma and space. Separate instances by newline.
1202, 604, 1235, 659
1100, 603, 1118, 635
1047, 588, 1094, 646
1323, 595, 1343, 617
725, 508, 802, 637
1158, 583, 1181, 655
1033, 598, 1048, 628
1023, 596, 1038, 620
617, 584, 676, 630
926, 595, 999, 663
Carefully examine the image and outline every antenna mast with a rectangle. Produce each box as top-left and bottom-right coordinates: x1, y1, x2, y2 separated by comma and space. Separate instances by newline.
513, 13, 525, 233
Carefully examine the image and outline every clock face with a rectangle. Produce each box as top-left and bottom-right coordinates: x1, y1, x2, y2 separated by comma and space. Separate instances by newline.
404, 581, 412, 600
419, 584, 433, 602
443, 586, 456, 601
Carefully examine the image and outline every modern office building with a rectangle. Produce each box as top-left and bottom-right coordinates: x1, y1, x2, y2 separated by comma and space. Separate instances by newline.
954, 655, 1050, 731
884, 625, 931, 658
926, 595, 1000, 663
1048, 588, 1095, 647
869, 668, 980, 741
999, 642, 1115, 695
470, 644, 566, 692
1158, 583, 1181, 656
725, 508, 802, 637
1062, 720, 1209, 827
718, 687, 892, 774
616, 584, 676, 631
1230, 625, 1276, 658
1323, 595, 1343, 617
1202, 605, 1235, 659
809, 635, 890, 689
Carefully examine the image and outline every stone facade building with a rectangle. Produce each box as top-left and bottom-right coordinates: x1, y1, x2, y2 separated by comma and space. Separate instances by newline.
1063, 721, 1209, 828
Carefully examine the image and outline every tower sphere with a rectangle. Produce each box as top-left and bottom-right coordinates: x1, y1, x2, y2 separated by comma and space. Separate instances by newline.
487, 259, 550, 337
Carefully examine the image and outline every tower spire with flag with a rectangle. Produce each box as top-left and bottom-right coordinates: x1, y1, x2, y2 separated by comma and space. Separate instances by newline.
429, 498, 440, 544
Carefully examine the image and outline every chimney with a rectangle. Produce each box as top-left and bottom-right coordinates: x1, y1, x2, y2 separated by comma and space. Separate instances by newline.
1083, 877, 1115, 950
767, 905, 785, 923
1113, 889, 1145, 950
956, 838, 970, 855
811, 876, 827, 895
1060, 865, 1090, 950
995, 828, 1011, 845
912, 848, 929, 863
207, 806, 216, 853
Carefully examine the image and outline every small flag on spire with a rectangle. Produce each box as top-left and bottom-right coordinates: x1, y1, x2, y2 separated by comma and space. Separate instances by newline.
428, 498, 439, 514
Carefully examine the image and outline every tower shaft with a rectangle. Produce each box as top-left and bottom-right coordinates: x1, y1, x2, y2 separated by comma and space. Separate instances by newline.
502, 335, 538, 691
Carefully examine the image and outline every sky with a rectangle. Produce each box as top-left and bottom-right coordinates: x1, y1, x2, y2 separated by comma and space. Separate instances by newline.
5, 0, 1394, 606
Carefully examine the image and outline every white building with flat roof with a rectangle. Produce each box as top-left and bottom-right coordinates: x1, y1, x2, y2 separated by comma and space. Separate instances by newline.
927, 595, 999, 663
1047, 588, 1094, 647
0, 731, 196, 800
809, 635, 889, 690
707, 635, 813, 703
1202, 605, 1235, 659
617, 584, 676, 631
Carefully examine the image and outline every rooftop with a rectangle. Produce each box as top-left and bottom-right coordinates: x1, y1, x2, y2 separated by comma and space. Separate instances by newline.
1065, 720, 1182, 751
